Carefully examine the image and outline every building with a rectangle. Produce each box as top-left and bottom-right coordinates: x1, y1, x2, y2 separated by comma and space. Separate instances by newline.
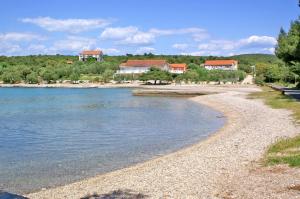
169, 63, 187, 74
204, 60, 238, 70
79, 50, 103, 62
117, 60, 169, 74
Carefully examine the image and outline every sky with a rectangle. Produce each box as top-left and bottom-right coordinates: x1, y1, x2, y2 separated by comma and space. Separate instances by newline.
0, 0, 299, 56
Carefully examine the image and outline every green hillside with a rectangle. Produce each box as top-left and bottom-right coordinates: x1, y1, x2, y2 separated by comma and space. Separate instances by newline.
0, 53, 278, 84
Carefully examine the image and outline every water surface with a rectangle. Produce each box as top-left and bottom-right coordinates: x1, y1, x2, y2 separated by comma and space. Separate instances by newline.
0, 88, 225, 194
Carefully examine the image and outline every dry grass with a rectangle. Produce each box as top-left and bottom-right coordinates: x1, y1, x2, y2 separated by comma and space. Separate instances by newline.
249, 86, 300, 121
249, 86, 300, 167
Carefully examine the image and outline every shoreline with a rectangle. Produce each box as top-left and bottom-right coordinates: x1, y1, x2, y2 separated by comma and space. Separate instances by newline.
25, 85, 300, 198
0, 82, 255, 89
0, 83, 142, 89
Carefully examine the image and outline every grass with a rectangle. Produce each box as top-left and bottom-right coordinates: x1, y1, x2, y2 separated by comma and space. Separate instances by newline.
79, 74, 102, 81
249, 86, 300, 167
249, 86, 300, 121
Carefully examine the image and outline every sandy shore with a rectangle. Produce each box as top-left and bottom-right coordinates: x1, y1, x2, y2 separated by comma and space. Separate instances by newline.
26, 85, 300, 199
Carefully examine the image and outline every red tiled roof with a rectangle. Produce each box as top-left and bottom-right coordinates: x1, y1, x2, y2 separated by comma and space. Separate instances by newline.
204, 60, 238, 66
121, 60, 167, 67
170, 63, 187, 70
80, 50, 103, 55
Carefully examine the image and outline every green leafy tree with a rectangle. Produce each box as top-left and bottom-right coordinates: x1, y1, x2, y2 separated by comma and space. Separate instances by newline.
2, 71, 21, 84
69, 72, 80, 83
102, 69, 114, 83
26, 72, 39, 84
139, 67, 172, 84
42, 70, 58, 83
274, 3, 300, 86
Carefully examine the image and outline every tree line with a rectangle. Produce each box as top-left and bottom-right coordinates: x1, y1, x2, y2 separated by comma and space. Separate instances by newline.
116, 64, 246, 85
274, 15, 300, 87
254, 1, 300, 86
0, 53, 276, 84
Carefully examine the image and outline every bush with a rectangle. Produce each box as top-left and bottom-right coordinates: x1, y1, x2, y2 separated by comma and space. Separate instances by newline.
69, 72, 80, 83
255, 75, 266, 86
93, 77, 100, 83
41, 70, 59, 83
2, 71, 21, 84
139, 67, 172, 84
26, 72, 39, 84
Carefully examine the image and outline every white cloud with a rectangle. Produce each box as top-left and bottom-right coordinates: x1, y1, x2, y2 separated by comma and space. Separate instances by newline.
239, 35, 277, 47
28, 44, 46, 51
119, 32, 154, 46
181, 50, 222, 56
149, 27, 209, 41
27, 44, 49, 54
21, 17, 112, 33
101, 26, 154, 46
135, 47, 156, 54
0, 42, 22, 55
194, 35, 277, 56
198, 40, 235, 51
172, 43, 189, 50
52, 36, 96, 53
102, 48, 120, 55
263, 47, 275, 54
100, 26, 139, 40
100, 26, 209, 46
0, 32, 46, 42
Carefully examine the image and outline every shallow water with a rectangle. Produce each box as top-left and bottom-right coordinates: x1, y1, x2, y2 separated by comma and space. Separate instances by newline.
0, 88, 225, 194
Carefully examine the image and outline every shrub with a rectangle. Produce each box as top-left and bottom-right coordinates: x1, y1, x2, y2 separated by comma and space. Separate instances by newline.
26, 72, 39, 84
255, 74, 266, 86
2, 71, 21, 84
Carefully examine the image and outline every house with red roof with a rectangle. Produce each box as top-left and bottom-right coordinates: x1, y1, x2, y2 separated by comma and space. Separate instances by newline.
204, 60, 238, 70
117, 60, 169, 74
117, 60, 188, 74
79, 50, 103, 62
169, 63, 187, 74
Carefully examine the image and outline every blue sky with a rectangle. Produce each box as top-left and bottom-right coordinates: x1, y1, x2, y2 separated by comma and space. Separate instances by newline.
0, 0, 299, 56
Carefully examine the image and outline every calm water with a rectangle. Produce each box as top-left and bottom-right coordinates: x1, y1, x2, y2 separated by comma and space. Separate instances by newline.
0, 88, 225, 194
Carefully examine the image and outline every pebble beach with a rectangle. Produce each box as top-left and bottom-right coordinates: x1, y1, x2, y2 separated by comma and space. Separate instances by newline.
26, 85, 300, 199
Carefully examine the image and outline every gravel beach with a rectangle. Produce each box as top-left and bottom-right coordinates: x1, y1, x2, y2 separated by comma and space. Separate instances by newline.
26, 86, 300, 199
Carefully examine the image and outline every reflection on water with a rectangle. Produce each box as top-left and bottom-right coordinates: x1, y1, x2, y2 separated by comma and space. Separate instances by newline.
0, 88, 225, 194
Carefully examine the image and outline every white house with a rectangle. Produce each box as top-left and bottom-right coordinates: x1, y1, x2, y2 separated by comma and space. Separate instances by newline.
117, 60, 169, 74
204, 60, 238, 70
169, 63, 187, 74
79, 50, 103, 62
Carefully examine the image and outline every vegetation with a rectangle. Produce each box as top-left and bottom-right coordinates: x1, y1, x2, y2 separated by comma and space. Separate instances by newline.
0, 53, 260, 85
275, 19, 300, 87
139, 67, 172, 84
0, 55, 120, 84
266, 136, 300, 167
249, 87, 300, 167
175, 64, 246, 84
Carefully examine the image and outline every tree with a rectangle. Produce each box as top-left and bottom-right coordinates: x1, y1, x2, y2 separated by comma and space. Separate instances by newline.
275, 13, 300, 86
182, 70, 199, 83
69, 72, 80, 83
139, 67, 172, 85
26, 72, 39, 84
102, 69, 114, 83
2, 71, 21, 84
276, 20, 300, 63
42, 70, 58, 83
187, 63, 200, 70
